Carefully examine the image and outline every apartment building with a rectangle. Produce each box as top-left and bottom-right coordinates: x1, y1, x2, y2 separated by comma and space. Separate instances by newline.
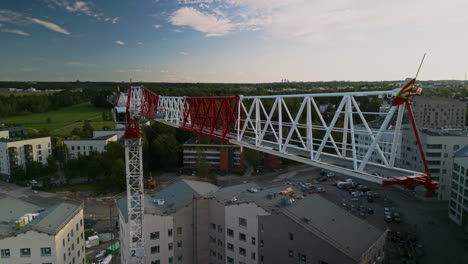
0, 196, 85, 264
398, 127, 468, 200
354, 124, 401, 166
449, 145, 468, 232
412, 96, 466, 128
183, 143, 243, 172
63, 134, 117, 159
117, 180, 219, 264
0, 132, 51, 176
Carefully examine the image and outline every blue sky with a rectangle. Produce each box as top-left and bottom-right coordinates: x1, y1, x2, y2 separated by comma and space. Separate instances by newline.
1, 0, 468, 82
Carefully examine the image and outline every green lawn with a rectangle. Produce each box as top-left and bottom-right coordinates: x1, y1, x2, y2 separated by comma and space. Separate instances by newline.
2, 103, 115, 136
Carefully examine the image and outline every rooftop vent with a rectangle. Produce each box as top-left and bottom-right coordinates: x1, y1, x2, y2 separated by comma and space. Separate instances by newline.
153, 199, 165, 206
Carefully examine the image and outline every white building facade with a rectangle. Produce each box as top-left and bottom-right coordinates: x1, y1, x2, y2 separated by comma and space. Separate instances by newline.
448, 145, 468, 232
0, 197, 85, 264
354, 125, 401, 166
398, 128, 468, 200
63, 134, 117, 159
0, 134, 51, 176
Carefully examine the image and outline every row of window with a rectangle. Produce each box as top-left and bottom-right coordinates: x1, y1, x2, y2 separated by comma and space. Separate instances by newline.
150, 255, 182, 264
70, 146, 96, 151
150, 227, 182, 240
150, 241, 183, 254
1, 247, 51, 258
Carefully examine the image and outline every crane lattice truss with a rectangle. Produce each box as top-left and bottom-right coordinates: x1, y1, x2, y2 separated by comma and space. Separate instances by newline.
119, 85, 437, 263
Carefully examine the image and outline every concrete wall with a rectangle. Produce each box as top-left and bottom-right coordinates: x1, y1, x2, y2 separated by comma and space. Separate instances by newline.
449, 155, 468, 232
0, 208, 85, 264
0, 137, 51, 175
173, 204, 195, 264
225, 202, 269, 264
208, 198, 226, 264
0, 130, 8, 139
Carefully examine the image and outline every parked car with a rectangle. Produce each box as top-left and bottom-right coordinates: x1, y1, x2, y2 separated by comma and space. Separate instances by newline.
351, 197, 360, 202
367, 196, 374, 203
317, 187, 325, 193
393, 212, 402, 223
367, 207, 374, 214
326, 172, 335, 178
384, 214, 393, 222
319, 178, 327, 182
384, 207, 391, 213
352, 191, 364, 197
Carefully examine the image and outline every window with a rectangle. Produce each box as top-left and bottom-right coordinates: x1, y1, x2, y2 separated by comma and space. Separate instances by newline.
210, 236, 216, 244
210, 250, 217, 257
41, 247, 52, 256
71, 146, 75, 151
227, 243, 234, 251
77, 146, 80, 150
217, 253, 223, 260
20, 248, 31, 257
90, 146, 94, 151
239, 247, 246, 256
260, 240, 264, 247
299, 254, 307, 262
252, 252, 256, 260
218, 225, 223, 233
169, 256, 173, 264
239, 232, 246, 241
239, 217, 247, 227
177, 227, 182, 235
76, 223, 79, 231
71, 229, 74, 237
217, 239, 223, 247
1, 249, 10, 258
151, 232, 160, 240
168, 229, 173, 237
288, 250, 294, 257
151, 260, 160, 264
37, 144, 42, 149
177, 241, 183, 248
210, 223, 216, 230
227, 228, 234, 237
150, 246, 160, 254
227, 257, 234, 263
289, 232, 294, 240
251, 237, 256, 245
168, 243, 173, 251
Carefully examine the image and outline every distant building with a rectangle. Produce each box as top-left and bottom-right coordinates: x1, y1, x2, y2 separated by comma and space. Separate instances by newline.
0, 130, 8, 139
0, 127, 27, 138
0, 196, 85, 264
412, 97, 466, 129
398, 127, 468, 200
117, 180, 219, 264
448, 145, 468, 232
0, 88, 21, 92
63, 134, 118, 159
93, 130, 125, 140
0, 132, 51, 176
182, 143, 244, 172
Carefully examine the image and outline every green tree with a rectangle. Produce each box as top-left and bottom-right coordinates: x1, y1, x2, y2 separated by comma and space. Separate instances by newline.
110, 159, 126, 191
46, 117, 52, 124
150, 134, 179, 169
81, 120, 94, 138
195, 149, 210, 178
244, 148, 262, 168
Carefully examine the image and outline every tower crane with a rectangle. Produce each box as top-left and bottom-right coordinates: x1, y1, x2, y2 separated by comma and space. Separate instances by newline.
113, 78, 437, 263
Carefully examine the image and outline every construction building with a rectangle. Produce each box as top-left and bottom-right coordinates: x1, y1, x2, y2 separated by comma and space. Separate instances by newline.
449, 145, 468, 232
412, 97, 466, 129
0, 130, 51, 176
63, 134, 118, 159
118, 180, 387, 264
117, 180, 219, 264
0, 196, 85, 264
398, 127, 468, 200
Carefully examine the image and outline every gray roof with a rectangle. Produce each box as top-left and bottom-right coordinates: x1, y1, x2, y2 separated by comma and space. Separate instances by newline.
454, 144, 468, 158
117, 180, 219, 222
213, 182, 259, 202
0, 196, 82, 239
283, 195, 384, 261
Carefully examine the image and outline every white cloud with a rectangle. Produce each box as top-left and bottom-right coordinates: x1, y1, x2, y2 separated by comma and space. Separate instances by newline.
1, 28, 29, 36
115, 40, 125, 45
137, 42, 143, 45
172, 29, 183, 33
179, 51, 189, 55
19, 68, 34, 71
152, 24, 161, 29
160, 70, 169, 73
66, 61, 81, 65
30, 18, 70, 35
170, 7, 234, 36
0, 9, 22, 23
112, 17, 119, 24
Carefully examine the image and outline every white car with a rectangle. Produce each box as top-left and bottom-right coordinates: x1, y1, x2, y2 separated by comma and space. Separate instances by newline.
326, 173, 335, 178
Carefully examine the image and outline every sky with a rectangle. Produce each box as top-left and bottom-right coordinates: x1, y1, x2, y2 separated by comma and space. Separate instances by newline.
1, 0, 468, 83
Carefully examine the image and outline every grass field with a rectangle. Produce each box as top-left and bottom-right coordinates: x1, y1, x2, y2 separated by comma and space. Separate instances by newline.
0, 91, 58, 96
2, 103, 115, 136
